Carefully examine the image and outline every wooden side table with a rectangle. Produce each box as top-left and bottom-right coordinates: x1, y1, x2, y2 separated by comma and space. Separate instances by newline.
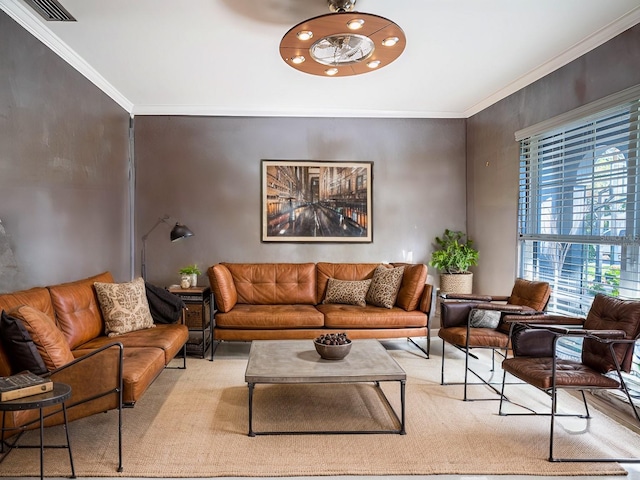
0, 382, 75, 480
168, 286, 213, 359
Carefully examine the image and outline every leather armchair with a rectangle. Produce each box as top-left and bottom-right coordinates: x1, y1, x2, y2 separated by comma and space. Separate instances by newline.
499, 293, 640, 462
438, 278, 552, 400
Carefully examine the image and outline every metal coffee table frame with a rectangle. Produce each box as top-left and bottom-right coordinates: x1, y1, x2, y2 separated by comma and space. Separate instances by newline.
245, 339, 406, 436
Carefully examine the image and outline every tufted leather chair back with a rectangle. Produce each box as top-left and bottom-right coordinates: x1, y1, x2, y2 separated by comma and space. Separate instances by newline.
508, 278, 552, 311
582, 294, 640, 373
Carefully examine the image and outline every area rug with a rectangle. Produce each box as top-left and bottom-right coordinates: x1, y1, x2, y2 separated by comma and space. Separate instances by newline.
1, 341, 637, 477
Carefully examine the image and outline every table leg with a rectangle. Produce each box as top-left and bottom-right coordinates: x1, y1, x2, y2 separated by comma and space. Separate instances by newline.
248, 383, 255, 437
400, 379, 406, 435
62, 403, 76, 478
39, 407, 44, 480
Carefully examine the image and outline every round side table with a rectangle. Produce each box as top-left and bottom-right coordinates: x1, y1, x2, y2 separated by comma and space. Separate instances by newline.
0, 382, 75, 480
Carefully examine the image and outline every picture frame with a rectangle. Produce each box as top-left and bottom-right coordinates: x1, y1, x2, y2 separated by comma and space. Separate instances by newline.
262, 160, 373, 243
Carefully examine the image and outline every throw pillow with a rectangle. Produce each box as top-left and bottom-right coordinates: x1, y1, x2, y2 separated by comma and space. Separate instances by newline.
323, 278, 372, 307
94, 277, 155, 337
8, 305, 75, 371
469, 308, 501, 328
0, 310, 48, 375
366, 265, 405, 309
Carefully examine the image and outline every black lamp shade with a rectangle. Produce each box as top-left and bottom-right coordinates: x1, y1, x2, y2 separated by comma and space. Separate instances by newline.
170, 223, 194, 242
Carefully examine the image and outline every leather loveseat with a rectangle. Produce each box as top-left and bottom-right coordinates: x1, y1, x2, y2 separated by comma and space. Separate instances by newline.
0, 272, 188, 450
208, 262, 433, 354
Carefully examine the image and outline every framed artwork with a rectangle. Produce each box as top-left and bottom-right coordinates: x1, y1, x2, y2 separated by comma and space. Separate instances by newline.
262, 160, 372, 243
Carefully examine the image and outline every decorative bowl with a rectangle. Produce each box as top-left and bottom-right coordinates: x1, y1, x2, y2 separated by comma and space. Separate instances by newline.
314, 339, 352, 360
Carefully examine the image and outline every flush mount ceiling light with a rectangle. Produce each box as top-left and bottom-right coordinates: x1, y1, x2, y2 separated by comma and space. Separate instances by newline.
279, 0, 406, 77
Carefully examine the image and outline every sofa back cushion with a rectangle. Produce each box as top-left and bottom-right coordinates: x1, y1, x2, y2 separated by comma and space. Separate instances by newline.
221, 263, 316, 305
48, 272, 114, 349
316, 263, 380, 304
0, 287, 56, 323
393, 263, 428, 311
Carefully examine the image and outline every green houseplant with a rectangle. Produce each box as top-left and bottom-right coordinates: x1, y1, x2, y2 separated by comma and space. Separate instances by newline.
430, 229, 479, 294
179, 264, 202, 288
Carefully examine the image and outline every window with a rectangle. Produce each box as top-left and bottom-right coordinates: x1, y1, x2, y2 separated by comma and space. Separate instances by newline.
517, 90, 640, 387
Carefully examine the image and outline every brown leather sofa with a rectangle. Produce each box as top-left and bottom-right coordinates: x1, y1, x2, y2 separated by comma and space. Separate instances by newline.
208, 262, 433, 354
0, 272, 188, 441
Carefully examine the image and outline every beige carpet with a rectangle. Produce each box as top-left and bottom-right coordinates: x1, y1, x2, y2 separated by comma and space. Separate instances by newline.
1, 341, 638, 477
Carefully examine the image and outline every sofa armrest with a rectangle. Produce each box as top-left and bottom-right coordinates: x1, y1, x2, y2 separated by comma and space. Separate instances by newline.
43, 342, 123, 422
418, 283, 433, 314
208, 264, 237, 312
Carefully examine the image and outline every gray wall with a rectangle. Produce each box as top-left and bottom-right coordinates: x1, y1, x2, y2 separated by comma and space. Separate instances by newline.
134, 116, 466, 287
467, 24, 640, 295
0, 12, 131, 291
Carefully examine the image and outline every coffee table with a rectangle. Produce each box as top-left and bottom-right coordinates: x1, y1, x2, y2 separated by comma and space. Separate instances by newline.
244, 339, 406, 436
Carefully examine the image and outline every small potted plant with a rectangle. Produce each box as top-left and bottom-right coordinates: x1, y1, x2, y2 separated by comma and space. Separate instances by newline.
179, 264, 202, 288
429, 229, 479, 294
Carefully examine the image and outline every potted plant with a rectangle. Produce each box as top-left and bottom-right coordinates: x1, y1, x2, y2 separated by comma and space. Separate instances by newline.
179, 264, 202, 288
429, 229, 479, 294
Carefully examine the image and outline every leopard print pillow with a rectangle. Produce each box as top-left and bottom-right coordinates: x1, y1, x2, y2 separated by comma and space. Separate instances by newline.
323, 278, 372, 307
94, 277, 155, 337
366, 265, 405, 309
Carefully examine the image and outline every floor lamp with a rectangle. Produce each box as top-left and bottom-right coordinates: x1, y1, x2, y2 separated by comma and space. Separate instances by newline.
141, 215, 194, 280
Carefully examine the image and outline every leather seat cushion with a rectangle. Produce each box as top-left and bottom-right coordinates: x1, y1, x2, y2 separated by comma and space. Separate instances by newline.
502, 357, 621, 389
317, 304, 427, 328
215, 304, 324, 329
438, 326, 509, 348
78, 324, 189, 365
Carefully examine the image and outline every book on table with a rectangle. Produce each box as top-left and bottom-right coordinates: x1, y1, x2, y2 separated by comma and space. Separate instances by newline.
0, 371, 53, 402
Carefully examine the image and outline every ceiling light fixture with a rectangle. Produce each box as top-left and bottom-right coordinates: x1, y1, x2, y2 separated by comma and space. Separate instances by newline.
280, 0, 406, 77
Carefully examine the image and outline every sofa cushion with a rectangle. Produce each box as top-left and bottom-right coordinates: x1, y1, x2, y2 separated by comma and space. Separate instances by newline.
222, 263, 316, 305
366, 265, 405, 309
94, 278, 155, 338
48, 271, 114, 349
316, 263, 380, 304
9, 305, 75, 371
317, 303, 428, 329
394, 263, 428, 311
215, 304, 324, 329
0, 287, 56, 323
323, 278, 371, 307
0, 310, 48, 375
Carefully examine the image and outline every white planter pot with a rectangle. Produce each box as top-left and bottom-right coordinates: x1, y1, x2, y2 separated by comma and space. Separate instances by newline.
190, 274, 197, 287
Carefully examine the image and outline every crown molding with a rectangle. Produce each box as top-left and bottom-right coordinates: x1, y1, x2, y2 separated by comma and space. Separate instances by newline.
131, 104, 465, 119
463, 6, 640, 118
1, 0, 133, 113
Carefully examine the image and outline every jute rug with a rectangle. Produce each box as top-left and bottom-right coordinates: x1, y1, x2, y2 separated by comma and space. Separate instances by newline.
1, 341, 638, 477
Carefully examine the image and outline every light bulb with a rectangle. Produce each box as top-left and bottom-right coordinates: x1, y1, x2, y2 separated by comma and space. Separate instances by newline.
347, 19, 364, 30
382, 36, 399, 47
297, 30, 313, 41
291, 55, 305, 64
325, 68, 339, 76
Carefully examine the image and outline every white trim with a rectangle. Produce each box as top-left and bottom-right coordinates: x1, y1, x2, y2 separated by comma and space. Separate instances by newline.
1, 0, 133, 113
515, 83, 640, 140
130, 104, 464, 119
465, 6, 640, 119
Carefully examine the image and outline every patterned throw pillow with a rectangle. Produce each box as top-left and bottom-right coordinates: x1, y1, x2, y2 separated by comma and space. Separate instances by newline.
469, 308, 501, 328
366, 265, 405, 309
323, 278, 372, 307
94, 277, 155, 337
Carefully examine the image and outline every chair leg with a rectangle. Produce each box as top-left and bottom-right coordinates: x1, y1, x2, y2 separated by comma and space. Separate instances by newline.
440, 340, 446, 385
463, 343, 470, 401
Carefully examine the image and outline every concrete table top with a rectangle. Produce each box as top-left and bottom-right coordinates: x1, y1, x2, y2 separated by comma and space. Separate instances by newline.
245, 339, 406, 384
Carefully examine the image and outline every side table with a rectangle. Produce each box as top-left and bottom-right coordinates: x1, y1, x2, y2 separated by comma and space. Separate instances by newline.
168, 286, 213, 358
0, 382, 75, 480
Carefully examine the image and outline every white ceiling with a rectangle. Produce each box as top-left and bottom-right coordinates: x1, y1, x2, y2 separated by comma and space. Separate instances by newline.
3, 0, 640, 118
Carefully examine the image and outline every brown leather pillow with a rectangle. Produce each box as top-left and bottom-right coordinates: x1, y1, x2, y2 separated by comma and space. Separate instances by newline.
9, 305, 74, 371
395, 264, 427, 311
